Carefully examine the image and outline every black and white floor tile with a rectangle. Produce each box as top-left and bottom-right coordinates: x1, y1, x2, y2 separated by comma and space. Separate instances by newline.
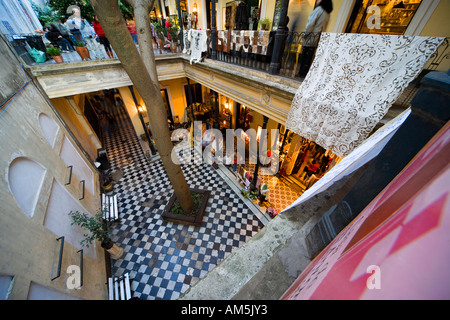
102, 100, 264, 300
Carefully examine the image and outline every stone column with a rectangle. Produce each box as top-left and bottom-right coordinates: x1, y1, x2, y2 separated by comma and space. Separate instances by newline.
268, 0, 289, 75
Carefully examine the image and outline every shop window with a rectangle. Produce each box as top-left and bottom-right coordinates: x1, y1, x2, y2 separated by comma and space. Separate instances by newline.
7, 157, 46, 218
346, 0, 423, 35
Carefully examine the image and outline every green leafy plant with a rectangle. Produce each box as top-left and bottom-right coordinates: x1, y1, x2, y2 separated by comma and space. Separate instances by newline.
46, 47, 61, 56
153, 22, 166, 40
259, 18, 270, 26
248, 191, 258, 200
68, 210, 109, 248
167, 19, 179, 41
259, 18, 271, 30
74, 41, 86, 47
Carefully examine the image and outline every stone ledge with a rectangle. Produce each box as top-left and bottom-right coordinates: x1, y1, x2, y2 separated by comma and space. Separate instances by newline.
179, 163, 368, 300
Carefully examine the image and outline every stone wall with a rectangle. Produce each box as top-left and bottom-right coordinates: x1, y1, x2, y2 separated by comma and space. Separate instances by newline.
0, 35, 106, 300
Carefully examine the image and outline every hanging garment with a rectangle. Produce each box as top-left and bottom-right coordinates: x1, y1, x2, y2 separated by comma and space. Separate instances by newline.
189, 30, 208, 64
182, 30, 192, 55
235, 2, 249, 30
285, 33, 444, 158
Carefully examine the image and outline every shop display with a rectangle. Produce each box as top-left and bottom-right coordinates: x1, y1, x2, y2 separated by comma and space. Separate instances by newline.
346, 0, 423, 35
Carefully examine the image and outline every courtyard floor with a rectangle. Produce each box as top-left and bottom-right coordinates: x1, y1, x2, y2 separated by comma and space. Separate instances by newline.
102, 100, 265, 300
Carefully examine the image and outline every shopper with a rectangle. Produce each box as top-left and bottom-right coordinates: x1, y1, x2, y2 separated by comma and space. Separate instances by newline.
297, 0, 333, 77
127, 20, 138, 44
46, 24, 73, 52
92, 15, 114, 59
68, 7, 104, 59
57, 19, 75, 50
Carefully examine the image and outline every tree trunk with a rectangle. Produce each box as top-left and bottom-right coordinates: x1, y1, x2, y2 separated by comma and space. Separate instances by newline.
91, 0, 193, 213
125, 0, 158, 82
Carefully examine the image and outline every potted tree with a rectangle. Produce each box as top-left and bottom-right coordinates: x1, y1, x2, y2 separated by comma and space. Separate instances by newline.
167, 20, 179, 53
68, 210, 124, 259
154, 22, 165, 54
74, 41, 91, 60
46, 47, 64, 63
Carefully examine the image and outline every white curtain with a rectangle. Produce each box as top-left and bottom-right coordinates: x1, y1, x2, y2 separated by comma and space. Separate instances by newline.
285, 33, 444, 158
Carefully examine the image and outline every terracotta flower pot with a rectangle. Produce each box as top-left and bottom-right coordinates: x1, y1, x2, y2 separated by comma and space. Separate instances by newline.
75, 46, 91, 60
52, 55, 64, 63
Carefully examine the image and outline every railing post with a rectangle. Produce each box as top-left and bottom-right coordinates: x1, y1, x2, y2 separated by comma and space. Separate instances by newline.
269, 0, 290, 75
213, 90, 219, 129
210, 0, 217, 60
176, 0, 184, 50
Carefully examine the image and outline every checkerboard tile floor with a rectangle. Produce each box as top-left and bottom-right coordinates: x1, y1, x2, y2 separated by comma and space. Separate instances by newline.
102, 100, 264, 300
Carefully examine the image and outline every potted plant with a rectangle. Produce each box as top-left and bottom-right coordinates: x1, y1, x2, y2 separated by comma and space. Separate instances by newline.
167, 20, 179, 53
154, 22, 165, 53
68, 210, 124, 259
259, 18, 271, 31
46, 47, 64, 63
74, 41, 91, 61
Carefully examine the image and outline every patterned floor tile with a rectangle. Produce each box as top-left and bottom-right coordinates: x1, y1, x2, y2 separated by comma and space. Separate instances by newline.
101, 99, 264, 300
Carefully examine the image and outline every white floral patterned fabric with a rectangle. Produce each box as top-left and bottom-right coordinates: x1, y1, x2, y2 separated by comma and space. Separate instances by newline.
285, 33, 444, 157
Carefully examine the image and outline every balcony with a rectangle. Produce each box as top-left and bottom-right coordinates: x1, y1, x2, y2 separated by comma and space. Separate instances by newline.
10, 29, 449, 119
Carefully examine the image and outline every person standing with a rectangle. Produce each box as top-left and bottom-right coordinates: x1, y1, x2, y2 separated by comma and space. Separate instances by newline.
297, 0, 333, 77
127, 20, 138, 45
92, 15, 114, 59
67, 7, 104, 59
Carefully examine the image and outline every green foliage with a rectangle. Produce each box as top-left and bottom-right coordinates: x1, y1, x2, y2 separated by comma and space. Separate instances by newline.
171, 191, 202, 216
68, 210, 109, 248
74, 41, 86, 47
167, 19, 179, 41
153, 22, 166, 40
47, 0, 133, 23
31, 3, 59, 26
259, 18, 271, 26
46, 47, 61, 56
248, 191, 258, 200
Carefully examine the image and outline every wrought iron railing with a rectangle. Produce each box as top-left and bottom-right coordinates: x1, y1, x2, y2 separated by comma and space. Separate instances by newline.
279, 31, 321, 78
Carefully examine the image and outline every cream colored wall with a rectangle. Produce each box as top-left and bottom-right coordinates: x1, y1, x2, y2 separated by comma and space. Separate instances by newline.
0, 69, 106, 300
117, 86, 145, 137
419, 0, 450, 71
50, 97, 100, 162
325, 0, 344, 32
160, 78, 188, 122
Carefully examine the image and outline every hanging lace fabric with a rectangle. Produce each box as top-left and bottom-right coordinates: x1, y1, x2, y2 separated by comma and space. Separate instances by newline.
285, 33, 444, 157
